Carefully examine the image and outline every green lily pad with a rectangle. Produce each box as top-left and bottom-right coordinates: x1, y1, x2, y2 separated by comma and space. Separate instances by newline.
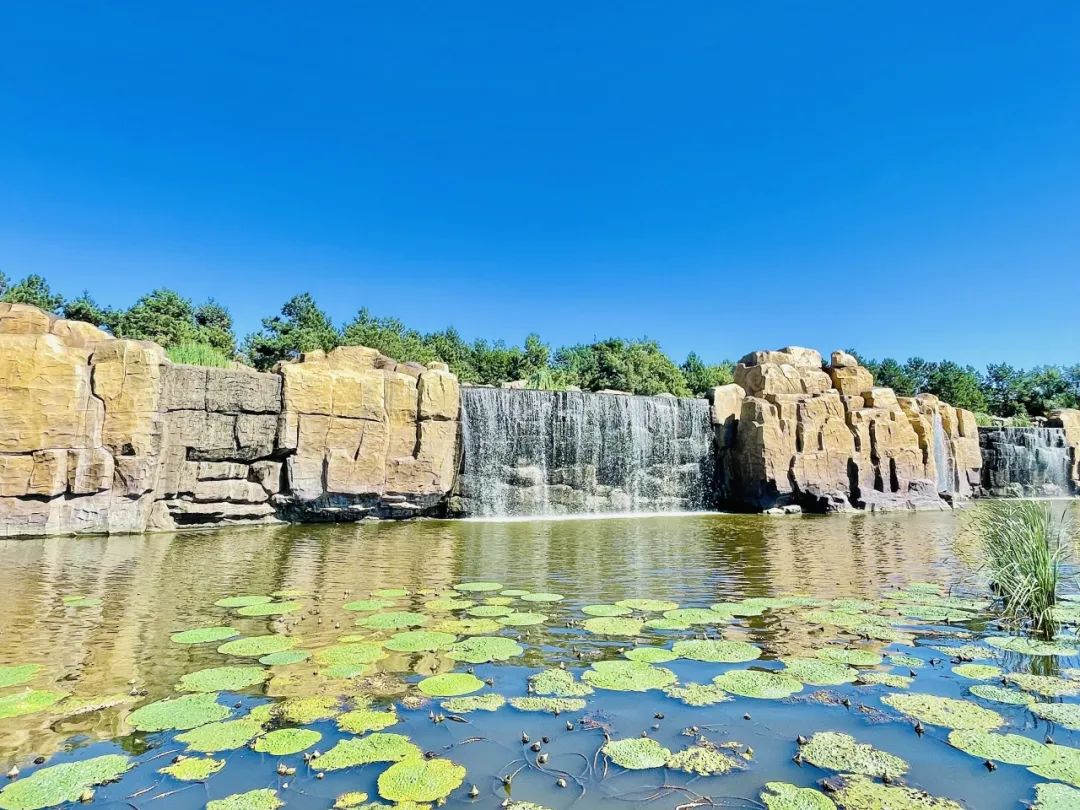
434, 618, 503, 636
881, 693, 1003, 730
947, 730, 1052, 766
662, 608, 729, 625
643, 618, 691, 631
712, 669, 802, 699
377, 758, 466, 804
1006, 673, 1080, 697
761, 782, 837, 810
445, 636, 523, 663
177, 665, 268, 693
384, 631, 457, 653
663, 682, 732, 706
417, 673, 485, 697
453, 582, 503, 592
520, 592, 564, 603
952, 663, 1002, 680
128, 693, 231, 731
500, 589, 530, 597
886, 653, 924, 668
816, 648, 882, 667
176, 717, 265, 752
1031, 702, 1080, 729
259, 650, 310, 666
442, 694, 506, 712
254, 728, 322, 755
425, 598, 473, 612
672, 639, 761, 663
485, 596, 514, 605
823, 774, 963, 809
781, 658, 857, 686
968, 684, 1034, 706
0, 664, 39, 689
624, 647, 678, 664
582, 617, 645, 636
509, 697, 587, 713
206, 790, 281, 810
582, 661, 677, 692
929, 644, 993, 661
466, 605, 514, 618
0, 755, 131, 810
1029, 745, 1080, 787
214, 595, 272, 609
235, 600, 301, 617
338, 707, 398, 734
582, 604, 632, 617
332, 793, 369, 810
602, 737, 671, 769
314, 642, 386, 669
343, 599, 395, 612
217, 635, 296, 657
801, 732, 907, 778
529, 669, 594, 697
497, 612, 548, 626
986, 636, 1077, 656
171, 627, 238, 645
666, 746, 740, 775
160, 757, 224, 781
358, 612, 429, 630
1034, 782, 1080, 809
616, 598, 678, 612
262, 696, 342, 724
319, 733, 421, 771
0, 690, 64, 720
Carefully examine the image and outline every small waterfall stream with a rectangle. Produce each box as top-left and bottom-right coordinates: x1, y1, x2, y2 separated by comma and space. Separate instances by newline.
978, 427, 1072, 497
455, 387, 715, 517
931, 412, 955, 494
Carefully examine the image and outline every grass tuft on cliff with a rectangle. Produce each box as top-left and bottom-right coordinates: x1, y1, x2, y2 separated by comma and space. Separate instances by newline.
166, 341, 232, 367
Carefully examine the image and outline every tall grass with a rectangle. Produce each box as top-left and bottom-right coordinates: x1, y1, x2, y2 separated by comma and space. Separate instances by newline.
970, 501, 1071, 639
166, 342, 232, 368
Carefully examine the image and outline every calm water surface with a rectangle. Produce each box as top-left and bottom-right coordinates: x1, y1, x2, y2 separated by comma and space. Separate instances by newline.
1, 507, 1079, 809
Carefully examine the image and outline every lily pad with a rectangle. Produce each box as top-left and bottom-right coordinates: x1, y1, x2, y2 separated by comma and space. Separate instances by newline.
1029, 745, 1080, 787
333, 793, 369, 809
624, 647, 678, 664
259, 650, 311, 666
434, 618, 503, 636
582, 617, 644, 636
602, 737, 671, 769
497, 612, 548, 627
500, 589, 530, 597
666, 745, 740, 775
174, 717, 262, 752
816, 648, 882, 667
663, 682, 732, 706
206, 790, 281, 810
445, 636, 523, 663
215, 595, 272, 608
969, 684, 1033, 706
1031, 702, 1080, 729
520, 592, 564, 603
319, 733, 422, 771
582, 604, 632, 617
177, 665, 269, 693
616, 598, 678, 612
236, 600, 301, 617
417, 673, 485, 697
881, 693, 1003, 730
442, 694, 506, 712
0, 690, 64, 720
453, 582, 503, 592
823, 774, 962, 809
265, 695, 342, 724
582, 661, 677, 692
781, 658, 857, 686
986, 636, 1077, 656
761, 782, 837, 810
359, 612, 429, 630
337, 707, 398, 734
1006, 672, 1080, 697
425, 598, 473, 612
160, 756, 224, 781
217, 635, 296, 657
466, 605, 513, 618
644, 618, 691, 631
0, 755, 131, 810
1034, 783, 1080, 809
509, 697, 587, 713
314, 642, 387, 670
662, 608, 729, 625
0, 664, 39, 689
801, 732, 907, 778
377, 758, 466, 804
253, 728, 322, 755
484, 596, 514, 606
947, 729, 1051, 766
171, 627, 238, 645
51, 693, 131, 718
529, 668, 594, 697
384, 631, 457, 653
343, 599, 395, 612
128, 692, 231, 731
712, 669, 802, 699
952, 663, 1002, 680
673, 639, 761, 663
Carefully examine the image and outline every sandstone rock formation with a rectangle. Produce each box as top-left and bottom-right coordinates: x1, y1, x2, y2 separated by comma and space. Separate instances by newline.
713, 346, 982, 512
1046, 408, 1080, 492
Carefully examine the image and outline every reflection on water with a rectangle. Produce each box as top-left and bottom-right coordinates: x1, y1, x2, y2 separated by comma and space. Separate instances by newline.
0, 506, 1077, 808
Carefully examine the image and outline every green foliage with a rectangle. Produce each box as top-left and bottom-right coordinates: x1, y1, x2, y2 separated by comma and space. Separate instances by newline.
553, 338, 691, 396
681, 352, 734, 396
61, 292, 119, 331
115, 289, 236, 354
0, 273, 64, 313
244, 292, 339, 370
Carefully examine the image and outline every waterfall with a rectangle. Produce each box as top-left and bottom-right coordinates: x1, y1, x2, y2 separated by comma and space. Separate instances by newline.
931, 412, 955, 494
456, 387, 715, 517
978, 427, 1072, 497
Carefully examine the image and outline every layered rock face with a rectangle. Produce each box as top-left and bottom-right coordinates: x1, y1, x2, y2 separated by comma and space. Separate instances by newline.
0, 305, 461, 537
1046, 409, 1080, 493
713, 347, 982, 512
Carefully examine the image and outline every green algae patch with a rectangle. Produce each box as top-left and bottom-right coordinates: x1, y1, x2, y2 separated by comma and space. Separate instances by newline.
434, 617, 502, 636
624, 647, 678, 664
529, 668, 594, 697
338, 707, 398, 734
253, 728, 321, 755
1029, 746, 1080, 788
761, 782, 837, 810
319, 732, 421, 771
520, 592, 564, 603
582, 660, 677, 692
816, 648, 882, 667
176, 717, 265, 752
582, 604, 632, 617
466, 605, 513, 618
236, 600, 301, 617
969, 684, 1033, 706
377, 758, 465, 804
332, 792, 369, 809
314, 642, 386, 670
446, 636, 523, 663
215, 595, 272, 609
497, 612, 547, 627
264, 695, 343, 724
616, 598, 678, 612
358, 611, 429, 630
0, 754, 131, 810
343, 599, 395, 612
509, 696, 587, 713
665, 746, 740, 775
929, 644, 993, 661
384, 631, 457, 653
602, 737, 671, 769
51, 693, 131, 718
128, 692, 231, 731
712, 669, 802, 699
171, 626, 238, 645
207, 790, 282, 810
1031, 702, 1080, 729
986, 636, 1077, 656
483, 596, 514, 606
673, 639, 761, 663
0, 664, 39, 689
259, 650, 310, 666
663, 682, 732, 706
947, 729, 1052, 766
582, 617, 644, 636
1006, 672, 1080, 697
442, 694, 506, 712
662, 607, 729, 625
644, 618, 691, 631
855, 672, 913, 689
952, 663, 1002, 680
60, 595, 100, 608
453, 581, 503, 592
218, 634, 296, 657
0, 690, 64, 720
800, 732, 907, 778
824, 774, 963, 809
1034, 782, 1080, 809
424, 598, 473, 612
887, 653, 924, 668
160, 756, 224, 781
881, 693, 1003, 730
178, 665, 268, 693
781, 658, 857, 686
417, 672, 484, 697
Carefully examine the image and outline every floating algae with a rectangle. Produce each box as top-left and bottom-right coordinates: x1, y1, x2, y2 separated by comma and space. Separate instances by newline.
616, 598, 678, 612
800, 731, 908, 778
159, 756, 224, 781
331, 792, 369, 809
175, 717, 263, 752
509, 696, 587, 713
951, 663, 1002, 680
215, 595, 272, 609
424, 597, 474, 612
985, 636, 1077, 656
177, 665, 269, 693
823, 773, 964, 809
441, 694, 506, 713
528, 668, 594, 697
0, 755, 131, 810
377, 758, 465, 804
217, 635, 295, 657
417, 673, 484, 697
581, 661, 677, 692
947, 730, 1052, 766
259, 650, 310, 666
582, 617, 645, 636
1034, 782, 1080, 809
968, 684, 1034, 706
623, 647, 678, 664
672, 639, 761, 663
358, 611, 429, 630
665, 745, 741, 775
663, 682, 732, 706
1028, 746, 1080, 788
1005, 672, 1080, 697
445, 636, 523, 663
128, 693, 231, 732
662, 608, 729, 625
318, 733, 421, 771
582, 604, 632, 617
466, 605, 514, 618
712, 669, 802, 699
520, 592, 564, 603
760, 782, 837, 810
0, 664, 39, 689
253, 728, 322, 755
337, 707, 398, 734
816, 648, 882, 667
235, 600, 301, 617
206, 790, 281, 810
602, 737, 672, 769
343, 599, 395, 612
170, 627, 238, 645
1031, 702, 1080, 729
383, 631, 457, 653
881, 693, 1003, 730
780, 658, 857, 686
497, 612, 547, 626
855, 672, 913, 689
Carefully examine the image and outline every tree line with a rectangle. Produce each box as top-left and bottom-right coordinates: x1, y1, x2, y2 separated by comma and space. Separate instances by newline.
2, 269, 1076, 418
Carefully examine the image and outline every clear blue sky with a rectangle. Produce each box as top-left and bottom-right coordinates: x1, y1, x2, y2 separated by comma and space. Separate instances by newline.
2, 3, 1078, 367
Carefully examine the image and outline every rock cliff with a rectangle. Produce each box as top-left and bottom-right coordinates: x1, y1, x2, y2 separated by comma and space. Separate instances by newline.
1046, 408, 1080, 492
713, 347, 982, 512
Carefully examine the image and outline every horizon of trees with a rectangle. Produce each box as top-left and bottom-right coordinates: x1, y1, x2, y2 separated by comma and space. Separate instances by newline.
2, 269, 1077, 418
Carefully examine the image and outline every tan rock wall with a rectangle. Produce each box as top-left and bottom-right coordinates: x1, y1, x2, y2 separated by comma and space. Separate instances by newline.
1047, 409, 1080, 491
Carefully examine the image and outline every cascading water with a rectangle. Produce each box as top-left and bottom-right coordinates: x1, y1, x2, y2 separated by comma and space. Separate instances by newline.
455, 387, 715, 517
931, 412, 955, 494
978, 426, 1073, 497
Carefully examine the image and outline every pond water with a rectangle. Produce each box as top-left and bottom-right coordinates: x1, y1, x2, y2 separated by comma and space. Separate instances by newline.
2, 506, 1080, 810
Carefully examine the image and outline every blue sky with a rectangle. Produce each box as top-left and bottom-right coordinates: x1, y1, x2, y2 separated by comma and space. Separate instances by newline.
2, 3, 1078, 367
